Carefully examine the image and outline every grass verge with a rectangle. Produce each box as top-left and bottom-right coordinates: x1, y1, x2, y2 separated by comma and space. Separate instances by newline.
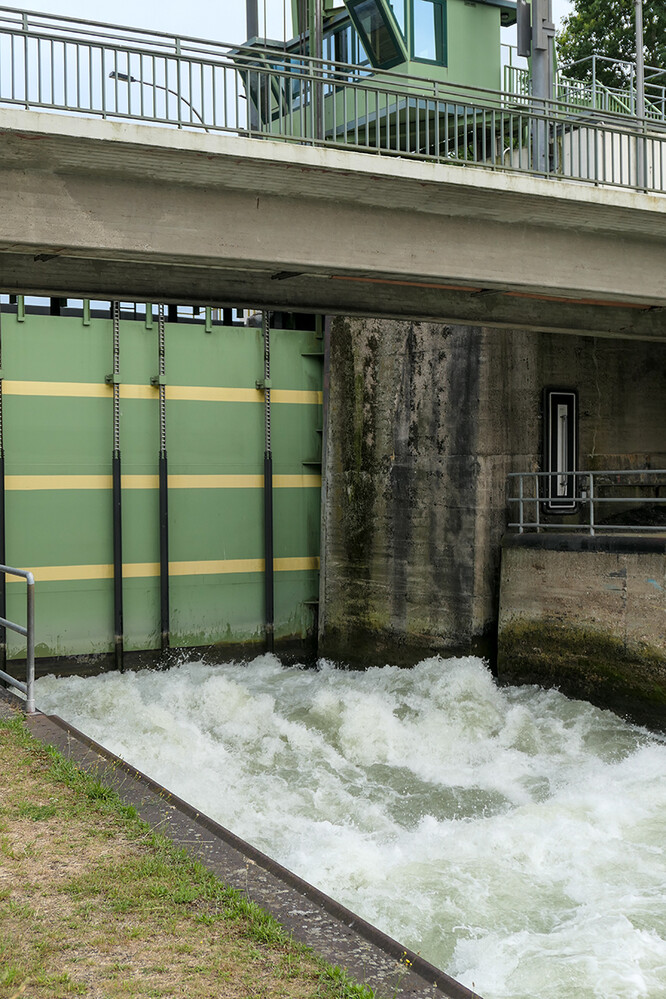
0, 710, 378, 999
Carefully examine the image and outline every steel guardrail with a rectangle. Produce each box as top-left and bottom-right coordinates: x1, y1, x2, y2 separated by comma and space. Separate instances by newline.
0, 564, 35, 713
508, 469, 666, 536
0, 6, 664, 194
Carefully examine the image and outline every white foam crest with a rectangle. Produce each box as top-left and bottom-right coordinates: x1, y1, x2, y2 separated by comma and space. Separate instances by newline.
35, 655, 666, 999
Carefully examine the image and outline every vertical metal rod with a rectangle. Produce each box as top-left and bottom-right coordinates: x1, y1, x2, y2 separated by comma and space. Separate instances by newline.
157, 304, 170, 654
0, 306, 5, 673
262, 311, 274, 653
313, 0, 324, 141
531, 0, 554, 174
25, 573, 35, 714
246, 0, 259, 39
518, 473, 524, 534
317, 316, 332, 651
589, 471, 595, 536
635, 0, 645, 117
635, 0, 646, 188
111, 301, 124, 672
245, 0, 260, 132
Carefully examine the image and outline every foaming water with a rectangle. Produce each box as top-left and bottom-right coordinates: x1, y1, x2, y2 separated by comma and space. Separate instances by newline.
36, 656, 666, 999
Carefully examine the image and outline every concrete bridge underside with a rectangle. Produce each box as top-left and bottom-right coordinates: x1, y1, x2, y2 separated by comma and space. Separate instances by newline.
0, 108, 665, 340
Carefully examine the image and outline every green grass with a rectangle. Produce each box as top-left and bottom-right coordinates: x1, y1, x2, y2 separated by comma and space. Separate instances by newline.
0, 712, 385, 999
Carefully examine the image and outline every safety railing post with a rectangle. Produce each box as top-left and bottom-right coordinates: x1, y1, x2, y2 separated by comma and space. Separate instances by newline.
25, 572, 35, 714
518, 473, 524, 534
0, 565, 36, 714
589, 471, 595, 536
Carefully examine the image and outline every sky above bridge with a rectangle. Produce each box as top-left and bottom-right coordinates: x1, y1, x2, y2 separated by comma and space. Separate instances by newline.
25, 0, 574, 46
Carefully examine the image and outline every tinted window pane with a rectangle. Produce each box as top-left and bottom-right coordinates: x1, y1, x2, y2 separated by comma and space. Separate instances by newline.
352, 0, 403, 65
413, 0, 437, 61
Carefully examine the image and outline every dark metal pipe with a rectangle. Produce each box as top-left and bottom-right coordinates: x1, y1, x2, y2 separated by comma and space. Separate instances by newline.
112, 452, 124, 672
159, 452, 169, 653
0, 436, 5, 674
157, 304, 170, 654
264, 452, 274, 653
262, 311, 274, 653
111, 301, 124, 672
0, 306, 6, 672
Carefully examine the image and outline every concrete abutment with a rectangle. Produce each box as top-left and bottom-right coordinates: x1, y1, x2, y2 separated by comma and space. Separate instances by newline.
319, 316, 666, 727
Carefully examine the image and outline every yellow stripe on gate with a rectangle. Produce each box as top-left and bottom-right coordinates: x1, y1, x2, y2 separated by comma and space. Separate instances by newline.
3, 381, 322, 405
5, 474, 321, 491
6, 557, 320, 583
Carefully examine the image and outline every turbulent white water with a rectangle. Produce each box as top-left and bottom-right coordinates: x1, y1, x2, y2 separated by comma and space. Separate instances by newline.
36, 655, 666, 999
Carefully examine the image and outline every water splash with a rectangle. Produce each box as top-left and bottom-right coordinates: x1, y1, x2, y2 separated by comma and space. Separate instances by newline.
36, 655, 666, 999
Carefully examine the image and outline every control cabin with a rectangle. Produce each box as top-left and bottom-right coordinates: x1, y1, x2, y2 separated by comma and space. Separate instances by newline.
239, 0, 518, 147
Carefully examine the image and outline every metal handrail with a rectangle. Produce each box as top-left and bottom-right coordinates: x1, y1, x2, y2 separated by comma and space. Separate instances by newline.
503, 47, 666, 123
0, 6, 664, 194
0, 565, 35, 713
507, 470, 666, 537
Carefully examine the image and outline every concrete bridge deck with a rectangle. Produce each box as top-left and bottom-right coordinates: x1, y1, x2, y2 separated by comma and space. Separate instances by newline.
0, 108, 664, 340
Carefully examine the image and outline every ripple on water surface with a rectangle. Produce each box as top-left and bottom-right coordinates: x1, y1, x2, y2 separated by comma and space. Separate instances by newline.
36, 655, 666, 999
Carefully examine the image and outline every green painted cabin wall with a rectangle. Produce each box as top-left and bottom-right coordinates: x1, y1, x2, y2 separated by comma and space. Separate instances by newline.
440, 0, 501, 90
1, 308, 322, 663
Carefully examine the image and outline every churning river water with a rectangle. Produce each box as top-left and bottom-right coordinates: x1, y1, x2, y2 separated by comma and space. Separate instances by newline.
35, 655, 666, 999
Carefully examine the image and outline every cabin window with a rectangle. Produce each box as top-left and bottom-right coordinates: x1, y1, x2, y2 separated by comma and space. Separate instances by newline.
345, 0, 408, 68
411, 0, 447, 64
544, 390, 577, 511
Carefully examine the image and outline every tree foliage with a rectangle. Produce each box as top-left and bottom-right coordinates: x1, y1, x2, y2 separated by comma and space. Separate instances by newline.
557, 0, 666, 90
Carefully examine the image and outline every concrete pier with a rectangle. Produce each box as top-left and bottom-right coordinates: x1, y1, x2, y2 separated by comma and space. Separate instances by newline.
498, 534, 666, 729
319, 318, 666, 677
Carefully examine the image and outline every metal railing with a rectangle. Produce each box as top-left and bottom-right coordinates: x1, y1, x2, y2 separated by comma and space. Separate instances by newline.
503, 49, 666, 124
508, 470, 666, 537
565, 54, 666, 123
0, 564, 35, 713
0, 7, 664, 194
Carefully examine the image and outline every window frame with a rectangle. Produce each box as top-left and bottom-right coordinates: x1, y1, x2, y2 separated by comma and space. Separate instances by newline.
410, 0, 447, 66
543, 389, 578, 512
344, 0, 409, 69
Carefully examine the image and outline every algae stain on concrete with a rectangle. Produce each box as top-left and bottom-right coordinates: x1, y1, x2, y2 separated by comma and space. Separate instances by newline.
499, 620, 666, 730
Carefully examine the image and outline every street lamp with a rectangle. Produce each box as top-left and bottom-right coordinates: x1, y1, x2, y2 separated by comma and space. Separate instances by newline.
109, 70, 208, 130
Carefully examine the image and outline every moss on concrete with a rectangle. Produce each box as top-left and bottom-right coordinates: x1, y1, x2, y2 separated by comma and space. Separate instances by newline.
498, 619, 666, 731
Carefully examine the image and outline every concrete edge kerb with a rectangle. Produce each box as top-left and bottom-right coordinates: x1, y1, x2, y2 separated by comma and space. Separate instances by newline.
0, 688, 481, 999
502, 532, 666, 554
1, 106, 664, 216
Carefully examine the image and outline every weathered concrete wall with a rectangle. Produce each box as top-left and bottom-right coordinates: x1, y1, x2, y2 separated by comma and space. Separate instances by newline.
3, 109, 665, 340
319, 319, 666, 666
498, 535, 666, 729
